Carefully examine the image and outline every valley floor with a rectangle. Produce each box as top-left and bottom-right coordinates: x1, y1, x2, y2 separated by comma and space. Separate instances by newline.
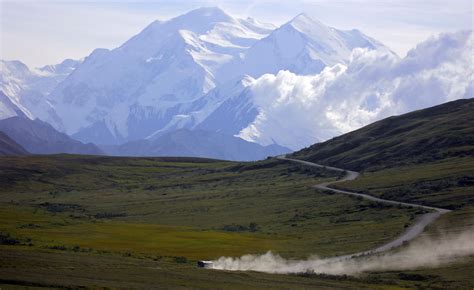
0, 155, 472, 288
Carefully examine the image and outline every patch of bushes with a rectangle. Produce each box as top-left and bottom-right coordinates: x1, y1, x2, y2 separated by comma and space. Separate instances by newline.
288, 164, 334, 177
229, 160, 282, 172
293, 271, 384, 284
398, 272, 437, 281
0, 232, 20, 245
18, 223, 40, 229
46, 245, 93, 252
93, 212, 127, 219
367, 202, 393, 209
221, 222, 259, 232
289, 213, 311, 222
174, 256, 188, 263
38, 202, 85, 213
320, 189, 335, 195
381, 176, 474, 202
337, 171, 348, 180
144, 185, 158, 191
330, 216, 362, 224
48, 245, 67, 251
72, 245, 92, 252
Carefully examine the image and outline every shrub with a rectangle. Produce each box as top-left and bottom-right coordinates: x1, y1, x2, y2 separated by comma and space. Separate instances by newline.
174, 256, 187, 263
249, 222, 258, 232
0, 232, 20, 245
221, 222, 259, 232
49, 245, 67, 251
93, 212, 127, 219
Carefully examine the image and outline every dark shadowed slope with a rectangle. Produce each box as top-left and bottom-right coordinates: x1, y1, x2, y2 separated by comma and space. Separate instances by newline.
292, 98, 474, 171
0, 131, 28, 156
104, 129, 290, 161
0, 117, 103, 155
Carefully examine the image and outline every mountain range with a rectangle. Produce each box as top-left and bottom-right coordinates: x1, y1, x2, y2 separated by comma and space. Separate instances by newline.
104, 128, 289, 161
0, 7, 472, 159
0, 117, 102, 155
46, 7, 384, 145
0, 130, 28, 156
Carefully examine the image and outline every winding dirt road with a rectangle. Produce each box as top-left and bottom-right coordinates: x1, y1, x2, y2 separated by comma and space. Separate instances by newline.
277, 155, 451, 258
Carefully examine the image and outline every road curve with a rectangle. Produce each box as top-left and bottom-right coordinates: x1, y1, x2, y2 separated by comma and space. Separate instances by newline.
277, 155, 451, 258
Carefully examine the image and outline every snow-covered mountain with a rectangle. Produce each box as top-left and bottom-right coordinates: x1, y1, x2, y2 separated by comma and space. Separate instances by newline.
2, 7, 469, 158
48, 7, 275, 144
220, 13, 387, 81
43, 7, 387, 145
0, 59, 82, 127
0, 90, 28, 120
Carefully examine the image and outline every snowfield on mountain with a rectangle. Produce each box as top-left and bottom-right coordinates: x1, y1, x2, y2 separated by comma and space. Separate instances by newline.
1, 7, 472, 154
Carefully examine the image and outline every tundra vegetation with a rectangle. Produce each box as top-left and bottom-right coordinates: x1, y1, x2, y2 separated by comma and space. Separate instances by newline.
0, 155, 472, 288
1, 100, 473, 288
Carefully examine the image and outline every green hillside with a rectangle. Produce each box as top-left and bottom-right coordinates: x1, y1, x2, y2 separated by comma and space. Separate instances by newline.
293, 98, 474, 172
293, 98, 474, 209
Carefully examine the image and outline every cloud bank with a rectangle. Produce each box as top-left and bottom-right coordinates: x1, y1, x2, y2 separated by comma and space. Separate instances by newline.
212, 229, 474, 275
238, 30, 473, 150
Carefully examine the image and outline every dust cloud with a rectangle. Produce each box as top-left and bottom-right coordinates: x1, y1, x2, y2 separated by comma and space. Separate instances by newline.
212, 230, 474, 275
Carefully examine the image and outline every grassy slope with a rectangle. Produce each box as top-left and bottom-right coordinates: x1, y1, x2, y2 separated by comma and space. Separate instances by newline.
293, 98, 474, 172
0, 155, 420, 258
289, 98, 474, 288
331, 156, 474, 288
1, 208, 472, 289
363, 206, 474, 289
293, 99, 474, 209
0, 246, 402, 289
0, 155, 420, 288
337, 157, 474, 209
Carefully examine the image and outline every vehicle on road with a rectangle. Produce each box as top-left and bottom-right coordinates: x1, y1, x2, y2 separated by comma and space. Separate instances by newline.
197, 260, 213, 268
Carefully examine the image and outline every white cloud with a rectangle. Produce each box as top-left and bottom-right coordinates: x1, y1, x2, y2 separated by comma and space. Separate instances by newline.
239, 31, 473, 150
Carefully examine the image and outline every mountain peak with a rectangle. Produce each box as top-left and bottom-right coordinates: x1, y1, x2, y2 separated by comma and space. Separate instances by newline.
1, 59, 29, 72
177, 6, 233, 23
190, 6, 226, 15
134, 6, 235, 38
288, 13, 328, 31
37, 58, 82, 75
130, 7, 234, 44
292, 13, 312, 22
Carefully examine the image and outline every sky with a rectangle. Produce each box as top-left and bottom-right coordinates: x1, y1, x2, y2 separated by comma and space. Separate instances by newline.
1, 0, 473, 68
